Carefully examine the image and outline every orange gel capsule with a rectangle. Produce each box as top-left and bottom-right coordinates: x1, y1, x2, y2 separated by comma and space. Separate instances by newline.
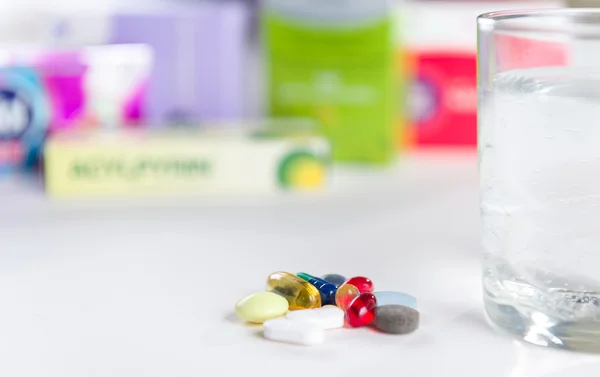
335, 283, 360, 310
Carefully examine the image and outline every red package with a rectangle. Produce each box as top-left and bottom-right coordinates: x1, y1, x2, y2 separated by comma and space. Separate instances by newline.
406, 50, 477, 146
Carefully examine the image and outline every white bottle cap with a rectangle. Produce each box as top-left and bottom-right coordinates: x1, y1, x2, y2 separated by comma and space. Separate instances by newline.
263, 0, 392, 26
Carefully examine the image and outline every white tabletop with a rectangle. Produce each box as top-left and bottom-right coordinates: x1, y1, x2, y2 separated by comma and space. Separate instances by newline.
1, 150, 599, 377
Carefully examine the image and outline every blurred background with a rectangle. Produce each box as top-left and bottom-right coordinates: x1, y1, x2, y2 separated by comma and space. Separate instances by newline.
4, 0, 600, 373
0, 0, 577, 198
0, 2, 593, 373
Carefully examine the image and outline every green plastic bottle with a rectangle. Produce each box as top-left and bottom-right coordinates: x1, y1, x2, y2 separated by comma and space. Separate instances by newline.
262, 0, 397, 164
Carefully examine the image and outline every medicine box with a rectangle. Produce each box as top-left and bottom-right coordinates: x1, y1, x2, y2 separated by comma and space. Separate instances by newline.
109, 2, 250, 124
395, 0, 561, 147
403, 49, 477, 146
44, 122, 330, 197
263, 0, 398, 165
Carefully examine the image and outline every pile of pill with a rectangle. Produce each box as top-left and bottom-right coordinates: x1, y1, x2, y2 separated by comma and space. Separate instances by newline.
234, 272, 419, 345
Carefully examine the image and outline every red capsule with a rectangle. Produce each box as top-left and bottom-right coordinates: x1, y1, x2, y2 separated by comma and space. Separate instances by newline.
346, 293, 377, 327
345, 276, 374, 293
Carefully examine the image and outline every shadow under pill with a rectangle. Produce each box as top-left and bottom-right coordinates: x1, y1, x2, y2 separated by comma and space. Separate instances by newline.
225, 312, 241, 324
224, 312, 262, 327
253, 330, 265, 340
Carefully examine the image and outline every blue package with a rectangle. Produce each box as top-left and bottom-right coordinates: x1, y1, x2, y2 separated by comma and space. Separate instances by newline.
0, 67, 51, 174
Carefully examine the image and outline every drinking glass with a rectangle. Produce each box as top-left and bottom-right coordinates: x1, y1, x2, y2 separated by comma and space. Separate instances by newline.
478, 9, 600, 352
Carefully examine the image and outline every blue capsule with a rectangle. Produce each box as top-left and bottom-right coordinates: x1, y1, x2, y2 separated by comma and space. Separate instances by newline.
373, 291, 417, 310
297, 272, 337, 306
321, 274, 347, 287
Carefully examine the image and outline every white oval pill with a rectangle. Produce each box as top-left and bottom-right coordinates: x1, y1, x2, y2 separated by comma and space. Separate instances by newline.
285, 306, 345, 329
263, 318, 324, 345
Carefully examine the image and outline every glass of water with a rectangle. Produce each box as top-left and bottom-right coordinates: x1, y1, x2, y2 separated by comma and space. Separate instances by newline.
479, 9, 600, 352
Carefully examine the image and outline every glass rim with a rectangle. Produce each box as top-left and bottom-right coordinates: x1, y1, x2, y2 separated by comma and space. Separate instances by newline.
478, 8, 600, 34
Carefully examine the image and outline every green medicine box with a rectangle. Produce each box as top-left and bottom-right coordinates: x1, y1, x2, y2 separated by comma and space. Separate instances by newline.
44, 121, 330, 197
262, 0, 398, 165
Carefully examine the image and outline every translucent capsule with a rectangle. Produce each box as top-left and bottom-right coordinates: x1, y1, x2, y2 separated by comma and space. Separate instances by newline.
297, 272, 337, 306
335, 283, 360, 310
321, 274, 346, 287
345, 276, 374, 293
266, 271, 322, 310
346, 292, 377, 327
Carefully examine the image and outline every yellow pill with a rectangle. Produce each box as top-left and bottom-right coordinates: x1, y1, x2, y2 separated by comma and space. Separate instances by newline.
335, 283, 360, 310
266, 271, 322, 310
235, 292, 289, 323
